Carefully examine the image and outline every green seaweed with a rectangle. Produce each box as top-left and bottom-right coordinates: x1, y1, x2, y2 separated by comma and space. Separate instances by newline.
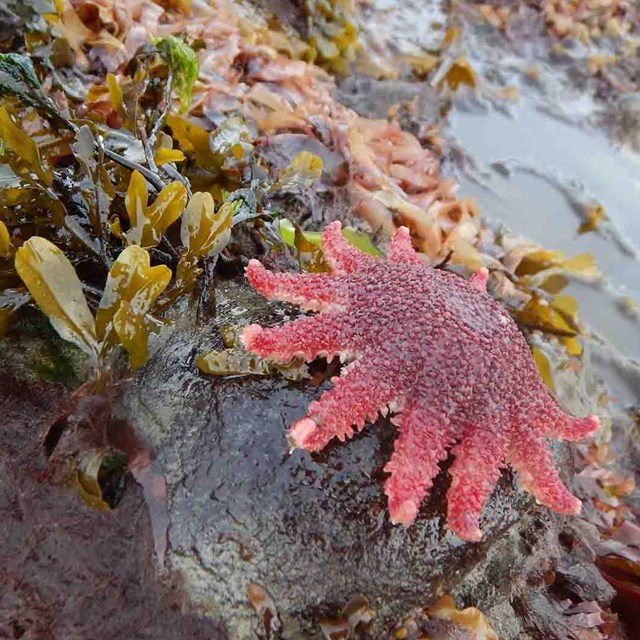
154, 36, 199, 113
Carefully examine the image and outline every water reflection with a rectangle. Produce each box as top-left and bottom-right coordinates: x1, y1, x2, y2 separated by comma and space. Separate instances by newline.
448, 101, 640, 404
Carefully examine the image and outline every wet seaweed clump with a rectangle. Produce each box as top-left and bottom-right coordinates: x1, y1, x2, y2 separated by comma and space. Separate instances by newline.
0, 35, 272, 377
300, 0, 359, 75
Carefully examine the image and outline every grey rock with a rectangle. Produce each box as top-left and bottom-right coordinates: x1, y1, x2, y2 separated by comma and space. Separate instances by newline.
337, 76, 445, 123
555, 556, 616, 604
121, 275, 569, 638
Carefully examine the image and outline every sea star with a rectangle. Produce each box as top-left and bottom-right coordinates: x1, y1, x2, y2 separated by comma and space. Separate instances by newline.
241, 222, 599, 541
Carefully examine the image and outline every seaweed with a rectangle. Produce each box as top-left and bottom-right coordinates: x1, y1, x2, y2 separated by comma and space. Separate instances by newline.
0, 14, 268, 377
301, 0, 359, 75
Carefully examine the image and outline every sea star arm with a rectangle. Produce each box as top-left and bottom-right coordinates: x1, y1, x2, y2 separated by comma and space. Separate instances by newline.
505, 430, 581, 514
384, 402, 453, 526
245, 259, 343, 311
241, 314, 349, 362
387, 226, 424, 265
289, 359, 396, 451
530, 391, 600, 441
322, 221, 378, 275
446, 428, 505, 542
469, 267, 489, 292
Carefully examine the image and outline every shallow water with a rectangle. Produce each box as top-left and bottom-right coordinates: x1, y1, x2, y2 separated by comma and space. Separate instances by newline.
448, 100, 640, 404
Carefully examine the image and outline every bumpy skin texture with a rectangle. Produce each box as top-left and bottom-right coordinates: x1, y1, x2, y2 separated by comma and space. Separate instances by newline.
241, 222, 599, 541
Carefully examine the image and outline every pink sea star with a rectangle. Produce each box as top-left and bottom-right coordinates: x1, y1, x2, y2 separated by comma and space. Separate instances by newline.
241, 222, 599, 541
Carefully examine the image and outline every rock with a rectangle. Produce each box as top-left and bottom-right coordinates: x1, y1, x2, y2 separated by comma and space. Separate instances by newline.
555, 556, 616, 604
2, 285, 617, 640
512, 590, 575, 640
484, 603, 523, 639
258, 133, 347, 184
257, 132, 353, 229
121, 275, 556, 637
337, 76, 445, 124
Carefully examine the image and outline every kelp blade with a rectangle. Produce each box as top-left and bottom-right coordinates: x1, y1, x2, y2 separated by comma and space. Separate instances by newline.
15, 237, 98, 357
96, 245, 171, 368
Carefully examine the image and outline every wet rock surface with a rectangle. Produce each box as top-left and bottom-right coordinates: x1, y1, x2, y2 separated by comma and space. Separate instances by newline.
337, 76, 444, 124
0, 288, 622, 639
120, 275, 599, 638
